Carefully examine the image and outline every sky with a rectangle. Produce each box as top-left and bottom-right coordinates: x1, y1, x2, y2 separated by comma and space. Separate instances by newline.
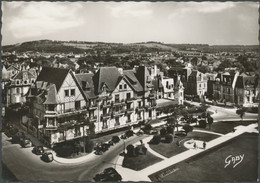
1, 1, 259, 45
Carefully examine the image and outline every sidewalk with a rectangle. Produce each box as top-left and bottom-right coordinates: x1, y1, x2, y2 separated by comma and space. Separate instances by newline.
115, 123, 258, 181
141, 123, 258, 176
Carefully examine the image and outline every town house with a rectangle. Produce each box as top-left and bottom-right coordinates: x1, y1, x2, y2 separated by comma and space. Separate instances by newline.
27, 67, 88, 145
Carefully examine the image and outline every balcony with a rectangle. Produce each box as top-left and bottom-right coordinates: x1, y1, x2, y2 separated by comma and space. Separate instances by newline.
89, 115, 97, 122
102, 124, 108, 129
148, 93, 156, 100
44, 125, 57, 130
103, 101, 111, 108
126, 97, 136, 103
114, 109, 126, 116
45, 110, 57, 117
88, 103, 98, 110
125, 108, 134, 114
57, 108, 88, 118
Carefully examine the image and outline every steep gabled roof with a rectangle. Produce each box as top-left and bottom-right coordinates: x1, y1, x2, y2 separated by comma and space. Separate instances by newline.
93, 67, 123, 94
36, 67, 70, 92
12, 70, 36, 80
236, 75, 257, 89
43, 84, 59, 104
75, 73, 96, 99
123, 70, 143, 92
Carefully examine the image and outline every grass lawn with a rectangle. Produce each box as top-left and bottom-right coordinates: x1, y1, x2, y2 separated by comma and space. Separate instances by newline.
149, 131, 219, 158
149, 132, 258, 182
195, 120, 257, 134
122, 151, 163, 171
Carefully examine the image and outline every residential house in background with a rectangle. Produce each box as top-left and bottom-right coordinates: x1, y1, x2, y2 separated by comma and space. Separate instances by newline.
213, 72, 239, 104
186, 70, 208, 97
205, 73, 217, 99
6, 69, 37, 107
235, 73, 258, 107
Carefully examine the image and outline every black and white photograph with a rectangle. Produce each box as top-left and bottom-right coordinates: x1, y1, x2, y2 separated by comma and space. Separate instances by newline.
1, 1, 259, 182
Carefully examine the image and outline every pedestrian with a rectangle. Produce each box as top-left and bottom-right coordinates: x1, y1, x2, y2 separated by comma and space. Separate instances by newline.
176, 140, 180, 147
203, 141, 206, 150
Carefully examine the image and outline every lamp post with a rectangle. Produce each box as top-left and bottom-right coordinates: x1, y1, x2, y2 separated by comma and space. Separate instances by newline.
123, 139, 126, 155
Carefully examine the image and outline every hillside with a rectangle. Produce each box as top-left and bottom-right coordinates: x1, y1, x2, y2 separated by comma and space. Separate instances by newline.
2, 40, 258, 54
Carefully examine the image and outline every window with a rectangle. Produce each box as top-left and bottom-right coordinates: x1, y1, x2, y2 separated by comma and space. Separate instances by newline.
127, 103, 131, 109
127, 115, 131, 122
149, 110, 152, 118
16, 80, 20, 85
127, 93, 131, 99
124, 84, 127, 89
64, 90, 69, 97
31, 79, 35, 83
166, 81, 169, 88
16, 88, 20, 93
71, 89, 75, 96
48, 118, 55, 126
48, 105, 55, 111
138, 101, 142, 107
24, 80, 28, 84
119, 85, 122, 89
75, 101, 81, 109
115, 94, 120, 103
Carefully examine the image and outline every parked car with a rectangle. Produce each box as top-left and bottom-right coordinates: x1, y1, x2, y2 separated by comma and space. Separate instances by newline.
12, 131, 25, 144
21, 138, 32, 148
93, 167, 122, 182
120, 134, 127, 139
32, 146, 44, 155
41, 152, 54, 162
149, 129, 158, 135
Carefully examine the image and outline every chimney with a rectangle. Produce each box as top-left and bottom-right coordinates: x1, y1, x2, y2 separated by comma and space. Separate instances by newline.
118, 68, 123, 75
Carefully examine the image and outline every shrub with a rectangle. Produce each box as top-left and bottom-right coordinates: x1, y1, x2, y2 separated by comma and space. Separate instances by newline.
112, 136, 120, 143
165, 134, 173, 143
160, 128, 167, 136
149, 135, 161, 145
126, 144, 135, 157
85, 140, 94, 153
135, 145, 147, 155
56, 144, 74, 157
183, 124, 194, 135
198, 120, 207, 128
166, 126, 174, 134
142, 124, 152, 134
125, 130, 134, 137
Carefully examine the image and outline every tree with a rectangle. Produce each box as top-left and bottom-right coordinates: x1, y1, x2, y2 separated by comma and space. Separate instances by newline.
126, 144, 135, 157
207, 116, 214, 130
165, 134, 174, 143
236, 108, 245, 120
149, 135, 161, 145
183, 124, 193, 135
167, 117, 177, 134
198, 120, 207, 128
160, 128, 167, 136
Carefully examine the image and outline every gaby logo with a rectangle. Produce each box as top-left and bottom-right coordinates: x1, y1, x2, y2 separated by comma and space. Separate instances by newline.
224, 154, 244, 168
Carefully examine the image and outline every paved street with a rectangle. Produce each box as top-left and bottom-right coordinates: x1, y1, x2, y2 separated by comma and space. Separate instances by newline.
2, 102, 258, 182
2, 132, 147, 181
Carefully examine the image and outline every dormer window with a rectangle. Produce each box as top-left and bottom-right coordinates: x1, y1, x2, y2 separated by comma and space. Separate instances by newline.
16, 80, 20, 85
24, 80, 28, 84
